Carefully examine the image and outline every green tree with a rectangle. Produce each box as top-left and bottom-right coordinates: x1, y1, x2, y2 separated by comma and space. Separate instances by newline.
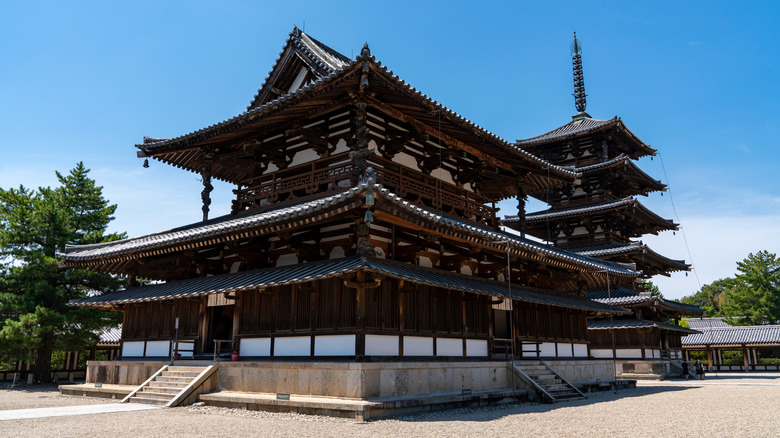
722, 251, 780, 325
0, 163, 125, 382
680, 278, 733, 316
638, 280, 662, 298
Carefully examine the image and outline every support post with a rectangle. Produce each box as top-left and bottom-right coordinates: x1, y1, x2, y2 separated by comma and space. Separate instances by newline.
201, 162, 213, 222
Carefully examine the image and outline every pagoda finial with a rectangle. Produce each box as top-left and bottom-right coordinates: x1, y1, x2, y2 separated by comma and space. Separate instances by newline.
360, 42, 371, 58
571, 31, 589, 119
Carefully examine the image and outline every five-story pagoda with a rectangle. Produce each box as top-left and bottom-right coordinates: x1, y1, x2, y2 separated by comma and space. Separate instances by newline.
504, 33, 701, 376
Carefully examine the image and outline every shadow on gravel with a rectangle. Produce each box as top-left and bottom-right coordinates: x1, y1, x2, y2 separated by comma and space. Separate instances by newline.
0, 384, 61, 395
390, 385, 698, 423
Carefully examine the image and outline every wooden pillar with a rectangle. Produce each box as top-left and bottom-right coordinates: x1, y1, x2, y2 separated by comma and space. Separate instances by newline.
232, 291, 242, 354
354, 272, 368, 360
201, 162, 213, 222
742, 345, 749, 372
707, 348, 713, 372
198, 296, 209, 354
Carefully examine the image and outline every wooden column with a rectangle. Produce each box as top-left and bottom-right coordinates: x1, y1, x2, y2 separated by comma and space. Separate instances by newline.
355, 271, 367, 361
232, 291, 242, 353
742, 345, 749, 372
707, 347, 713, 372
201, 162, 213, 222
198, 296, 209, 354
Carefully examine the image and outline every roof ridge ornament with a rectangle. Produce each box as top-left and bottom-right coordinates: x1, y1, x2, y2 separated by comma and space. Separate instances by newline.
571, 31, 591, 120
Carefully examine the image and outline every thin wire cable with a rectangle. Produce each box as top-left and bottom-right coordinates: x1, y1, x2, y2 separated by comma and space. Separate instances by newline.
656, 152, 702, 288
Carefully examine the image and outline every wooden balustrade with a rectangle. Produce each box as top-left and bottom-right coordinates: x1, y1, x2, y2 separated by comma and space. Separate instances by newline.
232, 155, 498, 227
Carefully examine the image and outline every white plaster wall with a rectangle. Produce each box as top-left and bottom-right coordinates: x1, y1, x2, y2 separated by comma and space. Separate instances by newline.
240, 338, 271, 357
276, 253, 298, 267
557, 343, 574, 357
466, 339, 488, 357
274, 336, 311, 356
332, 138, 349, 155
175, 342, 194, 358
590, 349, 613, 358
365, 335, 399, 356
431, 167, 455, 185
436, 338, 463, 356
289, 148, 320, 167
329, 246, 346, 259
403, 336, 434, 356
145, 341, 170, 357
121, 341, 144, 357
615, 349, 643, 358
418, 256, 433, 268
540, 343, 557, 357
315, 335, 356, 356
460, 265, 472, 275
573, 344, 588, 358
392, 152, 420, 171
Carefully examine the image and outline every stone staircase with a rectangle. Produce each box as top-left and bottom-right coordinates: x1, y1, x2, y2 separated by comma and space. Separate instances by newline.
511, 360, 586, 403
124, 364, 216, 407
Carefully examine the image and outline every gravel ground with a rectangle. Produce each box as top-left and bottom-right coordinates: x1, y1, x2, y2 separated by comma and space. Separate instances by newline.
0, 384, 110, 411
2, 374, 779, 437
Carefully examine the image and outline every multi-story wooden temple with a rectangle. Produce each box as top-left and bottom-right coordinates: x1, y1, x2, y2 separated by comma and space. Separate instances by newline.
504, 33, 701, 376
59, 29, 650, 410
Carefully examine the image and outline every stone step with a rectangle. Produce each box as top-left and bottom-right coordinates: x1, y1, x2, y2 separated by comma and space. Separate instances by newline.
168, 366, 209, 372
162, 371, 202, 378
142, 386, 183, 395
540, 384, 569, 391
155, 376, 196, 383
137, 390, 176, 399
129, 396, 169, 405
148, 381, 189, 389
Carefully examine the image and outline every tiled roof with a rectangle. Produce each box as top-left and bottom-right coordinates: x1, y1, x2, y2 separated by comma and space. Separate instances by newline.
682, 325, 780, 346
517, 197, 678, 232
60, 187, 366, 261
68, 256, 628, 315
685, 318, 732, 329
61, 183, 638, 278
589, 318, 700, 334
574, 241, 689, 273
137, 48, 577, 182
574, 241, 645, 257
97, 326, 122, 344
588, 288, 703, 315
517, 117, 619, 145
587, 288, 654, 306
247, 27, 350, 109
516, 116, 656, 158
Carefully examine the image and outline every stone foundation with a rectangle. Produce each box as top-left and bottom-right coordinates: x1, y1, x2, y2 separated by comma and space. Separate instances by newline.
84, 359, 617, 399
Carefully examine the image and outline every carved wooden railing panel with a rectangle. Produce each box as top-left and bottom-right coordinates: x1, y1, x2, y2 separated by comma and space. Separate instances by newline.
232, 155, 498, 227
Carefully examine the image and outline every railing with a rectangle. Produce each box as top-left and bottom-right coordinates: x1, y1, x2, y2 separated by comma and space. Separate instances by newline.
213, 340, 235, 361
232, 155, 498, 227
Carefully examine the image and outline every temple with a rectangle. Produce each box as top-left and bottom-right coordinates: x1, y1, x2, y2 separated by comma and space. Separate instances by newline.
58, 29, 668, 415
504, 32, 701, 378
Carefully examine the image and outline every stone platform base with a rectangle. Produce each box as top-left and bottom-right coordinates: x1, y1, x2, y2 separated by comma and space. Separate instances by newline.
199, 388, 525, 420
59, 383, 134, 399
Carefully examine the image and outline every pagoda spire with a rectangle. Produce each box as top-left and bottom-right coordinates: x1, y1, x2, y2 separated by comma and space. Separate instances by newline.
571, 31, 590, 119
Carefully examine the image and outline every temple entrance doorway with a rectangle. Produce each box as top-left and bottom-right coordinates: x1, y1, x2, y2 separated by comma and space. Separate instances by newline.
206, 305, 234, 355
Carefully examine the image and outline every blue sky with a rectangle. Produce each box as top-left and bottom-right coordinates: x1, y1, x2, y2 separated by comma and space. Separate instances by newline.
1, 1, 778, 300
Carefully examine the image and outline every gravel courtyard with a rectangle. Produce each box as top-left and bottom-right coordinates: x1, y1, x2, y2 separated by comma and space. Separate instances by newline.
1, 373, 779, 437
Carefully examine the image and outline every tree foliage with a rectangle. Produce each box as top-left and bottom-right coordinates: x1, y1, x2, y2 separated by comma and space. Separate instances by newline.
0, 163, 125, 381
680, 251, 780, 325
680, 278, 733, 316
722, 250, 780, 325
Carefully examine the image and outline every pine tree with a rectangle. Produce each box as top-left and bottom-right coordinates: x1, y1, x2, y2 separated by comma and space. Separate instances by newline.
722, 251, 780, 325
0, 163, 125, 382
680, 278, 732, 316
